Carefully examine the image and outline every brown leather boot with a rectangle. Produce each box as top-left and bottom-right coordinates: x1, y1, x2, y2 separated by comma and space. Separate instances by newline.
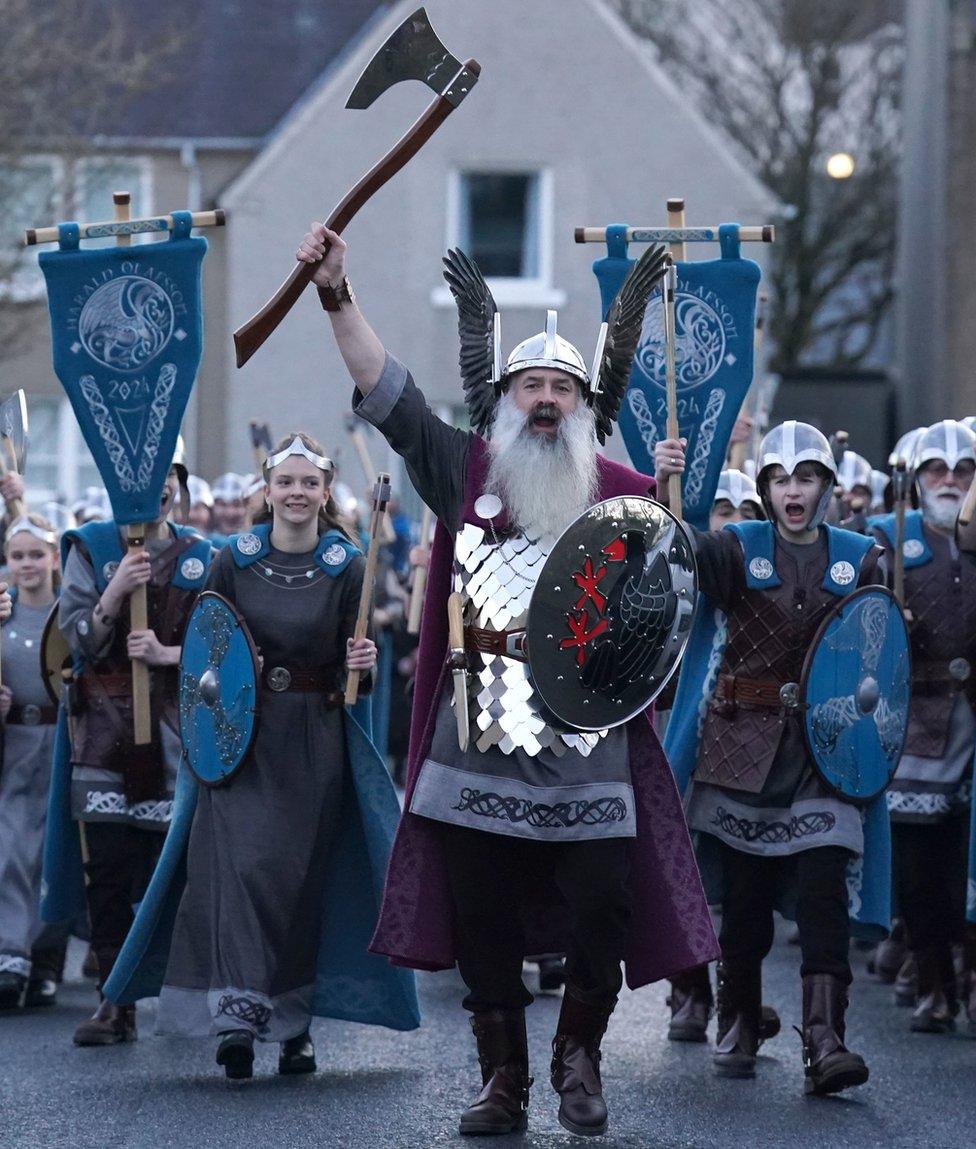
459, 1009, 531, 1136
910, 947, 958, 1034
713, 963, 760, 1079
801, 974, 868, 1095
870, 919, 907, 983
668, 965, 712, 1042
73, 998, 137, 1046
550, 992, 615, 1137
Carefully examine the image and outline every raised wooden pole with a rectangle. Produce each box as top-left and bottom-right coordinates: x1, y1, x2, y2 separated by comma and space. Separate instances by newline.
111, 191, 151, 745
345, 473, 391, 706
666, 198, 686, 262
663, 260, 682, 519
407, 505, 433, 635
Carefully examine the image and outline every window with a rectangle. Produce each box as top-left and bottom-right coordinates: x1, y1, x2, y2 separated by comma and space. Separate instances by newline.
0, 157, 61, 301
459, 173, 539, 278
74, 156, 152, 250
433, 169, 564, 309
26, 397, 101, 506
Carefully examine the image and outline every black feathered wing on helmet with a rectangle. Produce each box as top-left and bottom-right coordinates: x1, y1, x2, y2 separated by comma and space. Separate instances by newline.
442, 248, 498, 437
589, 243, 669, 445
442, 242, 668, 444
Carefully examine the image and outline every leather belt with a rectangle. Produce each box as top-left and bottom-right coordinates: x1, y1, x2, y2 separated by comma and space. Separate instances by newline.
463, 626, 527, 662
7, 703, 57, 726
715, 673, 799, 712
263, 666, 340, 703
80, 673, 133, 699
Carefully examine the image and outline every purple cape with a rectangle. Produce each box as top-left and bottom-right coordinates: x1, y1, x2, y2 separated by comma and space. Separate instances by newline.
369, 437, 719, 988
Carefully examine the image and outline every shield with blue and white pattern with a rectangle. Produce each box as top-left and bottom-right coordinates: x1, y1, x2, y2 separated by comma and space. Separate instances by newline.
179, 592, 260, 787
801, 586, 911, 804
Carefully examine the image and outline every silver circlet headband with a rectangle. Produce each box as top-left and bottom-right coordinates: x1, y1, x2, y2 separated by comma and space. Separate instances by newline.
5, 517, 57, 546
263, 436, 334, 476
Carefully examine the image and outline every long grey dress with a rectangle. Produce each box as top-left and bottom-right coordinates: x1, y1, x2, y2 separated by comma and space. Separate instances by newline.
156, 540, 366, 1042
0, 600, 65, 977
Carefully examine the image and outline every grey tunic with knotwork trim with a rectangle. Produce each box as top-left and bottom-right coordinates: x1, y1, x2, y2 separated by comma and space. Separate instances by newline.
156, 543, 363, 1042
354, 354, 635, 842
0, 602, 67, 977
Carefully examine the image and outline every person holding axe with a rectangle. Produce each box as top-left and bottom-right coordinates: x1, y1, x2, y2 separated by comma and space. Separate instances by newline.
297, 224, 715, 1138
56, 445, 213, 1046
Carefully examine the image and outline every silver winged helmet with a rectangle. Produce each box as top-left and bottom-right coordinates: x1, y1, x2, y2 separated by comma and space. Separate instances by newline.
442, 244, 669, 444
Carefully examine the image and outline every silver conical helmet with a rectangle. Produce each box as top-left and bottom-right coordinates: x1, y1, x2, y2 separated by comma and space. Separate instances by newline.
756, 420, 836, 529
836, 450, 872, 494
501, 310, 590, 389
714, 469, 762, 511
912, 419, 976, 471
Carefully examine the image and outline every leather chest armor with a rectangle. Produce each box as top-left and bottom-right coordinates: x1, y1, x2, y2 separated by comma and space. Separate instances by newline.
901, 529, 976, 757
76, 553, 201, 769
695, 544, 847, 794
453, 522, 605, 758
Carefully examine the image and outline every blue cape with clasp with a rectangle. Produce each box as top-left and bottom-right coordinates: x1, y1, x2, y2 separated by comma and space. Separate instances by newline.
102, 527, 420, 1032
664, 520, 892, 938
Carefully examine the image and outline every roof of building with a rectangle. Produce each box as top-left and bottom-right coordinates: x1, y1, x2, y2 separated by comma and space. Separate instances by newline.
87, 0, 391, 143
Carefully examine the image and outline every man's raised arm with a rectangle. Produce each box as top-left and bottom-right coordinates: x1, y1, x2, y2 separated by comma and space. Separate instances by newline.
297, 223, 386, 394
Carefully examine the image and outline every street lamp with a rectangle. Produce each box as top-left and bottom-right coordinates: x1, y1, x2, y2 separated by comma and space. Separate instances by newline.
826, 152, 856, 179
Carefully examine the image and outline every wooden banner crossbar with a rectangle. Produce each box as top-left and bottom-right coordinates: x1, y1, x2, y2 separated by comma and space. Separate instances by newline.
575, 225, 774, 245
25, 209, 226, 247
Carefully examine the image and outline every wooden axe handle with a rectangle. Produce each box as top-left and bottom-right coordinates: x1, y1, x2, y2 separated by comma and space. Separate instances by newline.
407, 505, 433, 635
234, 62, 481, 368
345, 476, 391, 707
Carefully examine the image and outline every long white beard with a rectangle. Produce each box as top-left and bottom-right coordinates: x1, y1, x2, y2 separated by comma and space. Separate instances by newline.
486, 392, 599, 539
920, 484, 964, 530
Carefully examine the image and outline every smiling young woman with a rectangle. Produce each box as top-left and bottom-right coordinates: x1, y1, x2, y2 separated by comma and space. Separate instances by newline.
131, 431, 417, 1080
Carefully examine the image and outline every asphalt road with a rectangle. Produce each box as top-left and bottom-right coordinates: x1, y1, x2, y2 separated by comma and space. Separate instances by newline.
2, 929, 974, 1149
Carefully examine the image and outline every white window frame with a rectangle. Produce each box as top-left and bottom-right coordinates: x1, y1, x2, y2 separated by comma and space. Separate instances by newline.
430, 167, 566, 309
73, 154, 154, 241
0, 153, 65, 302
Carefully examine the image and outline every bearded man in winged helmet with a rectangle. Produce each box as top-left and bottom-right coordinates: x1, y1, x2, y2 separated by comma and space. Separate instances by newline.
297, 223, 716, 1139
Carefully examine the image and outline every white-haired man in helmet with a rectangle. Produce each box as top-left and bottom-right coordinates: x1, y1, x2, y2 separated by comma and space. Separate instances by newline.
296, 224, 716, 1139
869, 419, 976, 1035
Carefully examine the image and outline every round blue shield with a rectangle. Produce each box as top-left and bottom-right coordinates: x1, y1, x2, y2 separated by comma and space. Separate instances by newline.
801, 586, 911, 804
179, 591, 260, 787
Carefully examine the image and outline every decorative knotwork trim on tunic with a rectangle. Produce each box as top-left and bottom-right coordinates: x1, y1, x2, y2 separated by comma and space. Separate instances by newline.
409, 759, 637, 841
82, 790, 173, 823
0, 954, 31, 977
214, 992, 272, 1035
452, 788, 628, 828
711, 805, 836, 844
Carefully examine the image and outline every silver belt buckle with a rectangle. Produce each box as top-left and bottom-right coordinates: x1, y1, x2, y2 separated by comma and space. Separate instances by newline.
778, 682, 800, 710
504, 631, 526, 659
266, 666, 292, 692
21, 704, 41, 726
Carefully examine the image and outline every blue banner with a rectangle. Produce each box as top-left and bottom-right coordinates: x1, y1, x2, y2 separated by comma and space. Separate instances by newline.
592, 224, 761, 530
39, 213, 206, 525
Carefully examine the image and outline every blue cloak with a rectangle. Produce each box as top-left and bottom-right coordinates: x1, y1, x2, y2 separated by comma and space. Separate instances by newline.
664, 521, 892, 939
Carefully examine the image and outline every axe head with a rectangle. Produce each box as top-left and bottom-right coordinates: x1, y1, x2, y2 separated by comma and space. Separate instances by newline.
346, 7, 476, 110
249, 420, 273, 453
0, 390, 28, 474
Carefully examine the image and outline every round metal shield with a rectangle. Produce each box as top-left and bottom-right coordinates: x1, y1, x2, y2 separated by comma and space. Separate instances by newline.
526, 496, 697, 731
801, 585, 911, 804
40, 603, 72, 707
179, 591, 260, 788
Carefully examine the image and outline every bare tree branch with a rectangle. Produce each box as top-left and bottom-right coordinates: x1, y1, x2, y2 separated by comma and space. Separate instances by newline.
611, 0, 902, 373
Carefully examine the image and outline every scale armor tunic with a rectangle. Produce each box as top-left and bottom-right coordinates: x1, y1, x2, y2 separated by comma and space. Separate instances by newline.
355, 355, 635, 842
454, 523, 603, 758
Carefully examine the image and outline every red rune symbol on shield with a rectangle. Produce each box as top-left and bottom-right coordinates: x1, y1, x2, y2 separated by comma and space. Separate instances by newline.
559, 536, 627, 667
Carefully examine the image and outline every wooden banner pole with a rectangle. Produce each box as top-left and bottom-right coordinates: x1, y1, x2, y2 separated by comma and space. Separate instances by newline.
663, 260, 683, 519
666, 198, 686, 262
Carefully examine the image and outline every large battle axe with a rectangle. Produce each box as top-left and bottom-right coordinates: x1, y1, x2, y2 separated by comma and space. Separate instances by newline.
234, 7, 481, 367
